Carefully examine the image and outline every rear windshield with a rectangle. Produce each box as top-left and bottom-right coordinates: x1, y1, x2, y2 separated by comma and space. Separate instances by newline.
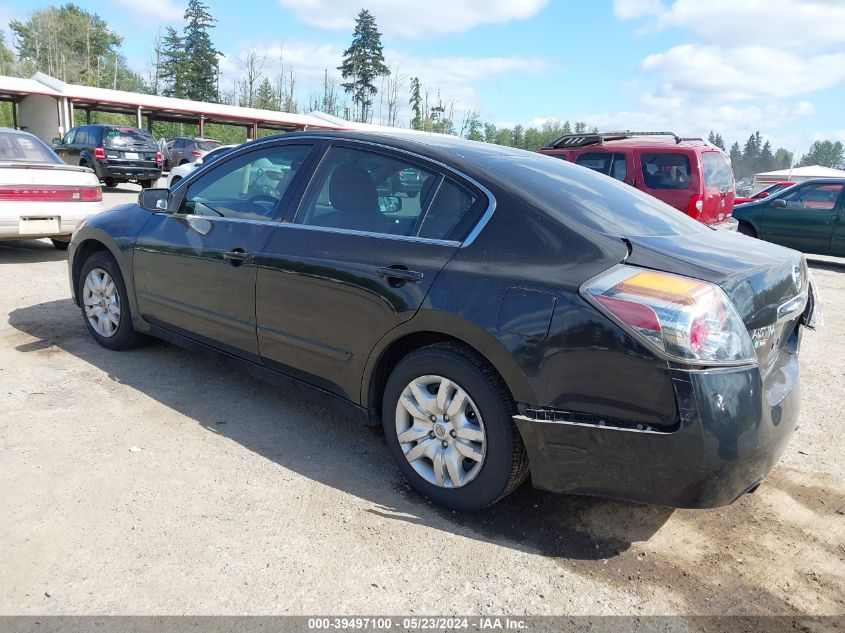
196, 140, 221, 151
640, 152, 691, 190
474, 150, 709, 237
0, 132, 61, 164
103, 127, 156, 149
701, 151, 733, 192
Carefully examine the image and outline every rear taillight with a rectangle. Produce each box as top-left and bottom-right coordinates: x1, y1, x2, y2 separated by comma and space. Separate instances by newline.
191, 150, 202, 157
688, 194, 704, 219
584, 266, 755, 366
93, 147, 107, 161
156, 151, 164, 165
0, 185, 102, 202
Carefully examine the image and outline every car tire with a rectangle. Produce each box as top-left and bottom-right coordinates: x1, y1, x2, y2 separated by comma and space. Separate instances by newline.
179, 160, 188, 166
738, 222, 757, 238
139, 179, 155, 189
104, 178, 117, 189
50, 238, 70, 251
78, 251, 147, 351
382, 343, 529, 511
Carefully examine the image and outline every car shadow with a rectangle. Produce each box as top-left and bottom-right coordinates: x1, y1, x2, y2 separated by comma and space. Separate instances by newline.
0, 239, 68, 264
7, 299, 673, 562
807, 257, 845, 273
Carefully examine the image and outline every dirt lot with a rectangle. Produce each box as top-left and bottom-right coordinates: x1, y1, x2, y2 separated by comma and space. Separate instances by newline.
1, 185, 844, 616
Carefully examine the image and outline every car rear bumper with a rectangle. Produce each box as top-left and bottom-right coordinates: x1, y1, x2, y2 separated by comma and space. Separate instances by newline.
515, 325, 803, 508
0, 202, 106, 239
95, 161, 162, 182
710, 217, 739, 231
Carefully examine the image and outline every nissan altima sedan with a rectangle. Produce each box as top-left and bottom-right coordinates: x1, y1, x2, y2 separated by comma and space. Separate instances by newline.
67, 131, 818, 511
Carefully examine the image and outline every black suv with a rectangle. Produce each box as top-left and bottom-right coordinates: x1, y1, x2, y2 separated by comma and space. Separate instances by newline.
55, 125, 163, 189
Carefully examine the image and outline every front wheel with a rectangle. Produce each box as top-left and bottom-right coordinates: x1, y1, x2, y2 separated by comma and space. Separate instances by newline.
78, 251, 147, 351
382, 343, 529, 511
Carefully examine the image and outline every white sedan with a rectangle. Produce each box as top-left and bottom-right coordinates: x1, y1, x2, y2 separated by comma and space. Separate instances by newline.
167, 144, 238, 188
0, 128, 105, 250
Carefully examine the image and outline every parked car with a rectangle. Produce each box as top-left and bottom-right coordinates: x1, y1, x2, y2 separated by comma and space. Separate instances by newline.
734, 181, 796, 205
539, 132, 737, 230
163, 136, 222, 170
167, 144, 237, 188
67, 131, 816, 511
54, 125, 163, 189
0, 128, 104, 249
733, 178, 845, 255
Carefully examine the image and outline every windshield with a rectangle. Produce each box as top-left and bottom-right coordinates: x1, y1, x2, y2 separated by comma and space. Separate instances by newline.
474, 150, 709, 237
0, 132, 62, 164
103, 127, 156, 149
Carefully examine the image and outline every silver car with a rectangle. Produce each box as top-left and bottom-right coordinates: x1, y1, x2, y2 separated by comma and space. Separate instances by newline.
163, 137, 222, 169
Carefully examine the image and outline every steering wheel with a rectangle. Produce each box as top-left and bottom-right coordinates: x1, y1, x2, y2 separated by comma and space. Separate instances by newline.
247, 194, 278, 206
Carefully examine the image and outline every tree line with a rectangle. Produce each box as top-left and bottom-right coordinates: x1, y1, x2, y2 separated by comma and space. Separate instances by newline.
0, 3, 842, 171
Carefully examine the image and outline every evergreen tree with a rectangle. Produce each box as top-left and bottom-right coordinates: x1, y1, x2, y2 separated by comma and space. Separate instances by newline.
798, 140, 845, 168
714, 133, 725, 150
160, 27, 187, 98
182, 0, 221, 102
759, 141, 776, 173
574, 121, 587, 134
339, 9, 389, 123
463, 110, 483, 141
708, 130, 717, 145
254, 77, 279, 111
483, 123, 498, 144
729, 142, 742, 173
774, 148, 793, 170
409, 76, 422, 129
512, 124, 524, 149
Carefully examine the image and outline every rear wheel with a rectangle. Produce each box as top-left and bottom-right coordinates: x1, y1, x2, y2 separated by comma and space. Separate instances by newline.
382, 343, 529, 511
50, 238, 70, 251
738, 222, 757, 238
139, 179, 155, 189
78, 251, 147, 351
104, 177, 117, 189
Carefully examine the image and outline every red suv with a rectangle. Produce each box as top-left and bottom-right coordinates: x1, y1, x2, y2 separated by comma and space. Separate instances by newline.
539, 132, 737, 229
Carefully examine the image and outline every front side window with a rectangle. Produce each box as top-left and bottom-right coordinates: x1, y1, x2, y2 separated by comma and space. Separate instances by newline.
180, 144, 312, 221
63, 129, 77, 145
640, 152, 692, 190
780, 183, 843, 211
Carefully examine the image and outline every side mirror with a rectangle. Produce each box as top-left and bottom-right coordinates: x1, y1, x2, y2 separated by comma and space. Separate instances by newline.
139, 188, 171, 212
771, 198, 787, 209
756, 191, 770, 199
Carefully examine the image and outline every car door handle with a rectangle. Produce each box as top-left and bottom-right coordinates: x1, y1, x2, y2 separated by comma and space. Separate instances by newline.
377, 266, 424, 283
223, 249, 255, 263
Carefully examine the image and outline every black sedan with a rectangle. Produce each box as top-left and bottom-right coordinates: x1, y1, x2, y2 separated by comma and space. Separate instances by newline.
67, 131, 818, 511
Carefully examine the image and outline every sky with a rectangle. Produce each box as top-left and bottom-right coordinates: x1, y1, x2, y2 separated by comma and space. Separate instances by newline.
1, 0, 843, 154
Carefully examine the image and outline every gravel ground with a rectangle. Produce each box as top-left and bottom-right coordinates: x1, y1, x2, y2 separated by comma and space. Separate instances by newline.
1, 185, 843, 616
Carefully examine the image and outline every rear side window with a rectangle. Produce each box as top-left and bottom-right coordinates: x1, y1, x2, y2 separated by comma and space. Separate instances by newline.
419, 179, 478, 240
103, 127, 155, 149
196, 140, 221, 151
77, 128, 90, 146
576, 152, 627, 181
701, 152, 733, 192
640, 152, 691, 190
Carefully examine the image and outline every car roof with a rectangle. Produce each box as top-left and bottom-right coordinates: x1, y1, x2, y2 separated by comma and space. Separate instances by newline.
0, 127, 37, 137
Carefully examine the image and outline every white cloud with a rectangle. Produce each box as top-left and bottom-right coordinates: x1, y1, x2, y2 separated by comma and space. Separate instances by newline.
612, 0, 662, 20
642, 45, 845, 101
276, 0, 549, 37
619, 0, 845, 50
113, 0, 183, 23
